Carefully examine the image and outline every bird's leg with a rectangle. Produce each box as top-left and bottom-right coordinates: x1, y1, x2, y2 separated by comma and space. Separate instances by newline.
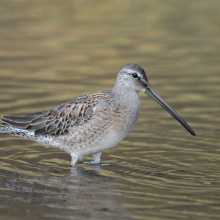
79, 156, 85, 163
83, 152, 102, 164
71, 155, 79, 166
92, 152, 102, 164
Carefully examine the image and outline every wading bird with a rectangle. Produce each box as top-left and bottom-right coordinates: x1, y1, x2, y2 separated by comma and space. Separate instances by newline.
0, 63, 195, 166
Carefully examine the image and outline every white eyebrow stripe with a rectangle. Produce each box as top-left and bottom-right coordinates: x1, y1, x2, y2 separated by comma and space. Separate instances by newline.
126, 70, 136, 74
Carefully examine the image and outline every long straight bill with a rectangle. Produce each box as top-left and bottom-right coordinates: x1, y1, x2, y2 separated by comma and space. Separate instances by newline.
145, 84, 195, 136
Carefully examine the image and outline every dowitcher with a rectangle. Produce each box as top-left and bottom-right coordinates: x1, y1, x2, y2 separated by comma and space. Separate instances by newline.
0, 63, 195, 166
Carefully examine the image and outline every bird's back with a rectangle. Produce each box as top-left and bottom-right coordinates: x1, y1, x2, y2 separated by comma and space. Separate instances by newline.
0, 89, 112, 136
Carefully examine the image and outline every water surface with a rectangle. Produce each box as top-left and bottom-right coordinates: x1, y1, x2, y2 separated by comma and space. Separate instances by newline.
0, 1, 220, 219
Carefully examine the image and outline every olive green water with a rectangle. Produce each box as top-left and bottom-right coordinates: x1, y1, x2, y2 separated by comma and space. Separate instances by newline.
0, 1, 220, 219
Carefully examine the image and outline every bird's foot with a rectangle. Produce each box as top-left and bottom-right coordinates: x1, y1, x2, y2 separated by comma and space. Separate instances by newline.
83, 161, 110, 166
83, 160, 99, 164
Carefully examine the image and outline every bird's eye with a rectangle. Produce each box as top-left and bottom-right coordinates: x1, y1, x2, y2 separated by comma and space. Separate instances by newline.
132, 73, 138, 79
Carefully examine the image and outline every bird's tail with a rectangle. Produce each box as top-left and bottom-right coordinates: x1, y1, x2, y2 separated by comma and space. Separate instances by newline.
0, 115, 31, 136
0, 125, 30, 138
0, 117, 34, 138
0, 125, 13, 134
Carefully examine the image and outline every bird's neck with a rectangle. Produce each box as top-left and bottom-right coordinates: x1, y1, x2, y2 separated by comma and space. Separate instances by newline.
111, 84, 140, 107
111, 83, 141, 133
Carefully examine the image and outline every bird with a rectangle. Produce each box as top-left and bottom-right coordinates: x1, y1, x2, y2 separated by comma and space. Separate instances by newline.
0, 63, 195, 166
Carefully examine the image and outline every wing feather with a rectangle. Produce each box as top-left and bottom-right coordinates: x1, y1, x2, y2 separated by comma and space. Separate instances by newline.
0, 91, 109, 136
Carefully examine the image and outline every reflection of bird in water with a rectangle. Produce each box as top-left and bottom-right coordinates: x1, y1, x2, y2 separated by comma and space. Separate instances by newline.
70, 165, 101, 175
0, 63, 195, 166
1, 165, 118, 219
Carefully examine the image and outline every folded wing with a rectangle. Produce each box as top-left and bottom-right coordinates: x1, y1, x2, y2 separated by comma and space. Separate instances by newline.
1, 96, 98, 136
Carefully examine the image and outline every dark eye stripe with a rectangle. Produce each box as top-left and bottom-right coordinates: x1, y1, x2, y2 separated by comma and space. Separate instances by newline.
132, 73, 138, 78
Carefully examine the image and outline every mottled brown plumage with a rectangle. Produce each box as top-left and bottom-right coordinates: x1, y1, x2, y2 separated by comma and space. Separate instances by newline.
1, 91, 110, 136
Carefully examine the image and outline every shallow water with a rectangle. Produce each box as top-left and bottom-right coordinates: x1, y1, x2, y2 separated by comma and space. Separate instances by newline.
0, 0, 220, 219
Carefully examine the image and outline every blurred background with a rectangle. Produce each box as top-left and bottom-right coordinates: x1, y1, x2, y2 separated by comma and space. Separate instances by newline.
0, 0, 220, 220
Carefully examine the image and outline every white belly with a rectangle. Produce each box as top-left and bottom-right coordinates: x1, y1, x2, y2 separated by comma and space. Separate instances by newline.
66, 127, 129, 158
